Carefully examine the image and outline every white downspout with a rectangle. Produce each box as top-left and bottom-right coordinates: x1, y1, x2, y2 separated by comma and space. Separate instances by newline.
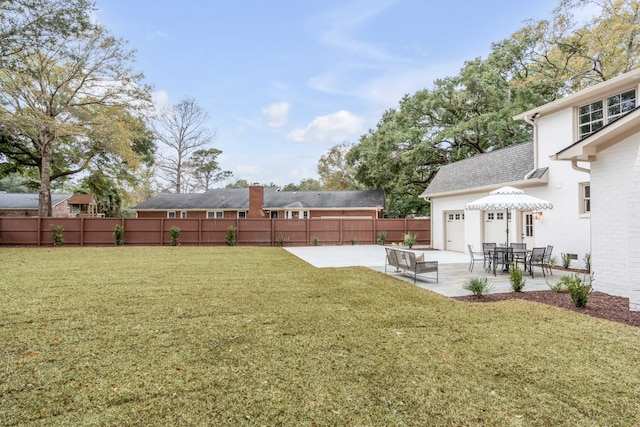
523, 113, 539, 179
571, 159, 591, 174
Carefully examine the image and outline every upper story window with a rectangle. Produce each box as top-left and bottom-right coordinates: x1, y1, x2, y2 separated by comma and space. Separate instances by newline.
237, 211, 246, 219
167, 211, 176, 218
180, 211, 187, 219
207, 211, 223, 219
578, 89, 636, 139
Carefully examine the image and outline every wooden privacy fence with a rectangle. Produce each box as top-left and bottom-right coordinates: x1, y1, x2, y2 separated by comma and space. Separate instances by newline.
0, 217, 431, 247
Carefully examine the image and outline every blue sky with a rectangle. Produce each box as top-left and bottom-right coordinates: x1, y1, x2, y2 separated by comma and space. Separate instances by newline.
95, 0, 560, 187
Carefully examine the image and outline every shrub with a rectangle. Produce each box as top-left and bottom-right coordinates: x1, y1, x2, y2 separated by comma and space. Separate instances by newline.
350, 236, 357, 245
463, 277, 493, 297
559, 273, 593, 308
561, 253, 572, 269
376, 231, 387, 245
51, 225, 64, 246
547, 279, 568, 292
403, 232, 417, 248
276, 233, 285, 247
583, 252, 591, 273
169, 226, 180, 246
113, 224, 124, 246
311, 236, 319, 246
226, 226, 237, 246
508, 261, 526, 292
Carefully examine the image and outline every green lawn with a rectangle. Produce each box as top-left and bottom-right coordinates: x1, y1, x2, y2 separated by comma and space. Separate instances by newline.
1, 247, 639, 426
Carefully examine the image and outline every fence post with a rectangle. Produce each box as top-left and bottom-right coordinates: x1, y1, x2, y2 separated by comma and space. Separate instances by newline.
80, 217, 84, 246
160, 218, 164, 246
37, 217, 42, 246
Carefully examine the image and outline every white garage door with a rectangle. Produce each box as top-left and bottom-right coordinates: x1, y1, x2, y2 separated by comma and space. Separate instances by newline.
445, 210, 465, 252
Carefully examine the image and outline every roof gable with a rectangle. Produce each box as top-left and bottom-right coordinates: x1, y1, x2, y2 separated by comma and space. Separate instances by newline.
421, 142, 543, 198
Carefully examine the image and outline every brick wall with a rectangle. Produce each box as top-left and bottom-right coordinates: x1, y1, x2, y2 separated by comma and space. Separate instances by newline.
591, 135, 640, 311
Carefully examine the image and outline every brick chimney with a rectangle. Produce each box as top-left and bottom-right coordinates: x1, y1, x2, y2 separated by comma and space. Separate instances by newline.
248, 185, 264, 218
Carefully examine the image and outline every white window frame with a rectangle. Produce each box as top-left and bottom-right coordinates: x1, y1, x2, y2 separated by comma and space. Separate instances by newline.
578, 89, 636, 139
580, 182, 591, 215
207, 211, 224, 219
167, 211, 176, 218
237, 211, 247, 219
180, 211, 187, 219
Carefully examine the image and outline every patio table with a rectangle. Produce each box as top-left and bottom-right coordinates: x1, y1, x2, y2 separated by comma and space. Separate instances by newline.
492, 246, 513, 276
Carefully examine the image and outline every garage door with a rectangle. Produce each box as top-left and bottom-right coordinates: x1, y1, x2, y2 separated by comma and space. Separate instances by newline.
445, 210, 465, 252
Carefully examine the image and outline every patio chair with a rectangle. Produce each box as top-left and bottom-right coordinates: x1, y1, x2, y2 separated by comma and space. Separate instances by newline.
467, 244, 487, 272
543, 245, 554, 275
482, 243, 496, 273
528, 247, 547, 278
510, 242, 527, 271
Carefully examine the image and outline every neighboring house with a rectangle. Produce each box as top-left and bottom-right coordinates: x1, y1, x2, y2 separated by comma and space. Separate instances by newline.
133, 186, 386, 219
68, 194, 100, 217
422, 67, 640, 310
0, 193, 72, 217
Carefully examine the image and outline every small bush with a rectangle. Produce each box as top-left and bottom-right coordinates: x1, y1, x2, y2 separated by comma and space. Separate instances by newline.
226, 226, 237, 246
583, 252, 591, 273
547, 279, 568, 292
403, 232, 417, 248
559, 273, 593, 308
311, 236, 319, 246
377, 231, 387, 245
51, 225, 64, 246
169, 226, 180, 246
350, 236, 357, 245
508, 262, 526, 292
113, 224, 124, 246
276, 233, 285, 247
463, 277, 493, 297
561, 253, 571, 269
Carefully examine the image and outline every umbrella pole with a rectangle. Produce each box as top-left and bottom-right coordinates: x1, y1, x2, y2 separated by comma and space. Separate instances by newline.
505, 208, 509, 246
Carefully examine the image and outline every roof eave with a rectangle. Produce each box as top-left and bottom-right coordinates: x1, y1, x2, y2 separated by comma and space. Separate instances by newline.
421, 175, 548, 200
553, 111, 640, 161
514, 69, 640, 121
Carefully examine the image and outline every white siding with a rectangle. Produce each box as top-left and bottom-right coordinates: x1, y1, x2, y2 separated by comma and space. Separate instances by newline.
591, 136, 640, 311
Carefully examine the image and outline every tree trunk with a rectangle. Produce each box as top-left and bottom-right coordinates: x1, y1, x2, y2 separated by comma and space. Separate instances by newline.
39, 140, 53, 217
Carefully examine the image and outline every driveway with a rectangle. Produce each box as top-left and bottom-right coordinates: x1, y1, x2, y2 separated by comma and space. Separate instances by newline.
285, 245, 554, 297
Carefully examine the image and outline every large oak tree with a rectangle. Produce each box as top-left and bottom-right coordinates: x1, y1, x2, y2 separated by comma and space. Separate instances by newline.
0, 0, 152, 216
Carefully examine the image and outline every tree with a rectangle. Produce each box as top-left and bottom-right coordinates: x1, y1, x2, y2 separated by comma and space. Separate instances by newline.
187, 148, 232, 191
0, 0, 93, 61
282, 178, 322, 191
226, 179, 249, 189
153, 98, 215, 193
0, 1, 152, 216
317, 142, 361, 190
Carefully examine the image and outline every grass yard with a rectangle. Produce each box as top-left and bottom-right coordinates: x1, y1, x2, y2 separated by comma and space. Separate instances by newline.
1, 247, 639, 426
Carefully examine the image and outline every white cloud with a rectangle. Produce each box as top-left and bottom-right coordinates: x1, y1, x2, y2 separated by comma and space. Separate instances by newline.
261, 102, 291, 128
152, 90, 171, 112
146, 29, 168, 41
287, 110, 365, 145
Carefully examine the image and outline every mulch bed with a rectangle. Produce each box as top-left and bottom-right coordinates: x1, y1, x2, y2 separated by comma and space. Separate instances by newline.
455, 291, 640, 328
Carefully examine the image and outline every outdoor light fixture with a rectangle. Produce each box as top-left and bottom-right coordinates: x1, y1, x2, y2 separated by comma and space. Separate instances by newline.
533, 210, 543, 220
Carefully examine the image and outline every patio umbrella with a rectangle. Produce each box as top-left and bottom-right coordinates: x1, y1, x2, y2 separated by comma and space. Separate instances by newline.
465, 186, 553, 245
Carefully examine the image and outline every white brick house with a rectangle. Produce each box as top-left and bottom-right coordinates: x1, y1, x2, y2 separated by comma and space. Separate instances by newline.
421, 68, 640, 310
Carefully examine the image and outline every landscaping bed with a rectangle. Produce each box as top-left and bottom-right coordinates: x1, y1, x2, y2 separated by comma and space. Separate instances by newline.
456, 290, 640, 328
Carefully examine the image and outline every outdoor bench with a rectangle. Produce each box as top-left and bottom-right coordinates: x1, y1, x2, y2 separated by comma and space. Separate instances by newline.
384, 247, 438, 283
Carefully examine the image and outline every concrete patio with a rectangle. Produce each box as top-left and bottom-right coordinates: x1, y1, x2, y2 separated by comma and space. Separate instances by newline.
285, 245, 558, 297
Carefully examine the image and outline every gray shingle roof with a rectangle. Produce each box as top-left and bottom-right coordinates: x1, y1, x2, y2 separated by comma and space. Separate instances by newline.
133, 188, 386, 210
264, 190, 385, 209
0, 193, 72, 209
132, 189, 250, 210
420, 142, 544, 197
